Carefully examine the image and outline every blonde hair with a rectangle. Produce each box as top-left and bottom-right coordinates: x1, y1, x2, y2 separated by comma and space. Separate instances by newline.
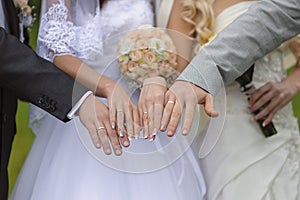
181, 0, 215, 53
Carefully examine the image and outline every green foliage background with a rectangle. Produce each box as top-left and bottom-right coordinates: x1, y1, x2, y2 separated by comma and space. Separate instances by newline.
7, 0, 300, 196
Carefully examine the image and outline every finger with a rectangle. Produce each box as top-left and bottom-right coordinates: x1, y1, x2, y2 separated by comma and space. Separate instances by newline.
133, 107, 141, 139
116, 110, 126, 138
160, 94, 175, 132
204, 94, 218, 117
87, 124, 101, 149
181, 103, 196, 135
167, 102, 183, 137
153, 103, 164, 135
109, 104, 117, 130
96, 125, 112, 155
148, 104, 155, 141
104, 121, 122, 156
249, 83, 272, 105
124, 105, 134, 140
262, 97, 287, 126
250, 90, 276, 113
254, 97, 281, 120
119, 133, 130, 147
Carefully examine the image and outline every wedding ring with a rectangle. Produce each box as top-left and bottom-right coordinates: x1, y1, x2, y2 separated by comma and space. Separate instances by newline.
167, 100, 175, 104
96, 126, 105, 133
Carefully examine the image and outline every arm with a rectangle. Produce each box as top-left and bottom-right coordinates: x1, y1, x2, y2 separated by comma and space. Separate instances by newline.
178, 0, 300, 96
0, 28, 123, 155
139, 0, 195, 139
0, 28, 87, 121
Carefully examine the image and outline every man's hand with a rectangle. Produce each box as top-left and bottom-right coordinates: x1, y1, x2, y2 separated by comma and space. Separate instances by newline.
77, 94, 123, 156
161, 80, 218, 136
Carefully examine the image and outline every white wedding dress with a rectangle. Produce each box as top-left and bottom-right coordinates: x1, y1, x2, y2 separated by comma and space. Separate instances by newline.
196, 2, 300, 199
9, 0, 206, 200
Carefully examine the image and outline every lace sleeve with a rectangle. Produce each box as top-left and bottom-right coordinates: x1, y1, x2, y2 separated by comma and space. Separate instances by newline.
37, 0, 103, 61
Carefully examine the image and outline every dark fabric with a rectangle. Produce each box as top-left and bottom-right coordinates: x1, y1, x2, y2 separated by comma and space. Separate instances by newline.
0, 2, 89, 199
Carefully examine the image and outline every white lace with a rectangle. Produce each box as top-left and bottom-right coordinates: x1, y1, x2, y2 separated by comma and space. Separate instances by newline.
30, 0, 154, 133
37, 0, 103, 61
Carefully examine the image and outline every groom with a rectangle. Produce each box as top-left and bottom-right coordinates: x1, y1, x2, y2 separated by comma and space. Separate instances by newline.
0, 0, 123, 199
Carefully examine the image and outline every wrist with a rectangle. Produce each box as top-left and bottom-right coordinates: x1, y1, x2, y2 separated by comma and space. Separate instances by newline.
96, 77, 117, 98
143, 76, 167, 88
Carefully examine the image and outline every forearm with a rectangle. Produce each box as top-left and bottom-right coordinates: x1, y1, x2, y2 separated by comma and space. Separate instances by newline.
167, 0, 193, 72
284, 60, 300, 94
53, 55, 116, 98
0, 28, 88, 121
179, 0, 300, 95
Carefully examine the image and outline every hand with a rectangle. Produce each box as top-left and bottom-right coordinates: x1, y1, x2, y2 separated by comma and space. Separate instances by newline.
107, 83, 140, 142
77, 94, 123, 156
249, 81, 299, 126
138, 77, 167, 140
161, 80, 218, 137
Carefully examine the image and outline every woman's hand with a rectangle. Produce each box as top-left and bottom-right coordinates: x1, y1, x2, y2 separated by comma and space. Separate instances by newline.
78, 94, 123, 156
138, 77, 167, 140
105, 82, 140, 143
249, 80, 299, 126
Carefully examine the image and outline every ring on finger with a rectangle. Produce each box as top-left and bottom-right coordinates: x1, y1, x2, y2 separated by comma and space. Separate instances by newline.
167, 100, 175, 104
96, 126, 105, 134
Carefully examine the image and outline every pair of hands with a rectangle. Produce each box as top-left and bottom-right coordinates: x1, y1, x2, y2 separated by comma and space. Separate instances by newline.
76, 75, 299, 156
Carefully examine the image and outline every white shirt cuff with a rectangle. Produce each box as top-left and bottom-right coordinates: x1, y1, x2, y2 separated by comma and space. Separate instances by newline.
67, 91, 93, 119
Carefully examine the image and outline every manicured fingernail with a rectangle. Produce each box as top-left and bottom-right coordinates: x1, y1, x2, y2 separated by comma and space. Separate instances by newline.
111, 122, 115, 129
96, 143, 101, 148
149, 135, 156, 142
119, 130, 124, 137
160, 125, 165, 131
182, 129, 188, 135
262, 122, 266, 127
144, 135, 148, 139
167, 130, 173, 136
152, 128, 158, 136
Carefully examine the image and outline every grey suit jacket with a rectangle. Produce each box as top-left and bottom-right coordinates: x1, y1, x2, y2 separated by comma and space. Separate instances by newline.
178, 0, 300, 95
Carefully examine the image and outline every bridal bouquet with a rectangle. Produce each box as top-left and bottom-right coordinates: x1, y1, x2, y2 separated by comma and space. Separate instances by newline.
117, 25, 179, 88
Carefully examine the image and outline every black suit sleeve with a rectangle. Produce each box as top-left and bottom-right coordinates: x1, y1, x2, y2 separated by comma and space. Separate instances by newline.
0, 28, 89, 122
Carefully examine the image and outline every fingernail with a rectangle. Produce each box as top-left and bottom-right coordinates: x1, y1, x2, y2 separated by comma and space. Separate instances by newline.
167, 130, 173, 136
96, 143, 101, 148
182, 129, 188, 135
262, 122, 266, 127
111, 122, 115, 129
105, 149, 112, 154
115, 149, 122, 155
119, 130, 124, 137
144, 135, 148, 139
152, 128, 158, 136
128, 137, 132, 141
123, 141, 129, 146
149, 135, 156, 142
160, 125, 165, 131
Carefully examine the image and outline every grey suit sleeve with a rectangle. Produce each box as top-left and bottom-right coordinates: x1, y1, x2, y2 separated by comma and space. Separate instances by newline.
178, 0, 300, 95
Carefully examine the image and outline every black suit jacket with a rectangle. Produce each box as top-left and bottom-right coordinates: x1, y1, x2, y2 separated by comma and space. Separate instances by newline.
0, 1, 88, 199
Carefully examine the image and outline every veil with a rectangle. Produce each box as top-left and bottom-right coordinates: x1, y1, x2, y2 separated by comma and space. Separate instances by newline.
29, 0, 103, 133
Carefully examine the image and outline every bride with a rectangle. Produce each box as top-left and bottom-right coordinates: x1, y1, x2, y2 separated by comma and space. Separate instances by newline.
173, 0, 300, 199
10, 0, 206, 199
